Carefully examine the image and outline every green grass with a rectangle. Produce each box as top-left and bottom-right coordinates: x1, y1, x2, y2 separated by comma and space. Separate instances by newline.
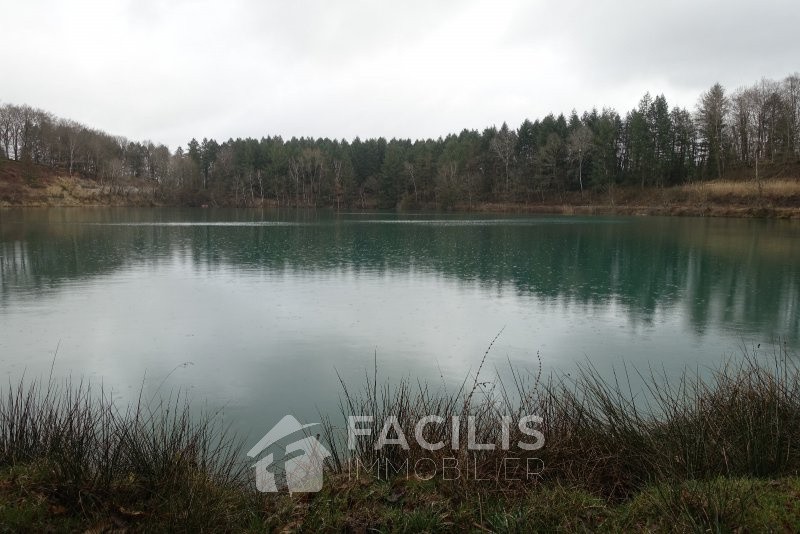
4, 465, 800, 532
2, 341, 800, 531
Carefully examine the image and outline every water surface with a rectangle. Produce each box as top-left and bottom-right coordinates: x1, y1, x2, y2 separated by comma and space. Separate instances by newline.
1, 208, 798, 439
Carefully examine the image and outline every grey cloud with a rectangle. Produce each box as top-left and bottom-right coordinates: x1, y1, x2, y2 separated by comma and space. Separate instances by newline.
1, 0, 798, 149
509, 1, 799, 90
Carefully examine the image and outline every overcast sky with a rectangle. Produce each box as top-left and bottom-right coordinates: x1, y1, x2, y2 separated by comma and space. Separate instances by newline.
2, 0, 798, 150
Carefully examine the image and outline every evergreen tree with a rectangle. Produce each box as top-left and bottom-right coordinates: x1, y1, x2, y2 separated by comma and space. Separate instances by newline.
696, 83, 729, 180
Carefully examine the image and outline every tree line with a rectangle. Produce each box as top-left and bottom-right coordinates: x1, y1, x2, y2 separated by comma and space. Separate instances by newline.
2, 72, 798, 208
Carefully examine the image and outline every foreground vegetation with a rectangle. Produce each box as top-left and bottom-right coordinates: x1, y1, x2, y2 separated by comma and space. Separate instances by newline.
2, 343, 800, 531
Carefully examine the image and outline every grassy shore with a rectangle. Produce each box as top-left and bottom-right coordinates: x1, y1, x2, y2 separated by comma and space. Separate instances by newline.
2, 343, 800, 532
460, 178, 800, 218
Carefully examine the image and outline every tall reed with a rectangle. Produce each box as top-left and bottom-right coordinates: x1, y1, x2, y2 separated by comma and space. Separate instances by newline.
322, 341, 800, 499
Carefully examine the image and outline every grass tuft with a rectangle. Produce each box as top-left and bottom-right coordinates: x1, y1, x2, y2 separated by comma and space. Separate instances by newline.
0, 377, 257, 530
323, 340, 800, 501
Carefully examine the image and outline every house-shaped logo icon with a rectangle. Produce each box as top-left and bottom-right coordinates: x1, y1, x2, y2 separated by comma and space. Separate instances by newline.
247, 415, 331, 493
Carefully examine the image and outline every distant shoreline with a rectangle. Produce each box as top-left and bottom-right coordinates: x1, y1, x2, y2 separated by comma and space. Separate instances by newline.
2, 160, 799, 219
461, 201, 800, 219
4, 199, 800, 219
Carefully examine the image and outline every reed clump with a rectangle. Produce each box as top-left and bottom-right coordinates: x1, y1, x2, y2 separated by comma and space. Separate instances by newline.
323, 341, 800, 501
0, 378, 257, 530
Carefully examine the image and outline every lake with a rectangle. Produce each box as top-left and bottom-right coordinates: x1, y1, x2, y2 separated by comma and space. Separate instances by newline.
1, 208, 798, 442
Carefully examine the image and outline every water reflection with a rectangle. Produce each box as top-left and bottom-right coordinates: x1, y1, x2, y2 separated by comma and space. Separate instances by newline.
2, 209, 798, 343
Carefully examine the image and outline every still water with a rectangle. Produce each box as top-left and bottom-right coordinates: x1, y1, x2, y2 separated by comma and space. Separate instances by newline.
1, 208, 798, 440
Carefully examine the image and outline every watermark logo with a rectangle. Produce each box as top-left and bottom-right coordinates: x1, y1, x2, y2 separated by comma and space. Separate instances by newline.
247, 415, 331, 493
250, 414, 545, 492
346, 415, 545, 482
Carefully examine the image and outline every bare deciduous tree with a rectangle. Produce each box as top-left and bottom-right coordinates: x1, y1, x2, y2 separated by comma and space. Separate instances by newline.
568, 125, 593, 194
490, 123, 517, 194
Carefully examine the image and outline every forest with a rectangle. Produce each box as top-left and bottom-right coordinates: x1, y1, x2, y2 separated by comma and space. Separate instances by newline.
1, 73, 799, 208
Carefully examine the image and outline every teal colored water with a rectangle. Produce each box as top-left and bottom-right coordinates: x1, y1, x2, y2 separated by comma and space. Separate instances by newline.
1, 208, 798, 439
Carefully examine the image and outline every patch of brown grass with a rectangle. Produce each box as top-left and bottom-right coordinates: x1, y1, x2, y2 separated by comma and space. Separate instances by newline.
681, 179, 800, 198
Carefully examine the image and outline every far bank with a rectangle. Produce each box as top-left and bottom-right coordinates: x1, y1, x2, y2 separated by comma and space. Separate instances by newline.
2, 159, 799, 218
